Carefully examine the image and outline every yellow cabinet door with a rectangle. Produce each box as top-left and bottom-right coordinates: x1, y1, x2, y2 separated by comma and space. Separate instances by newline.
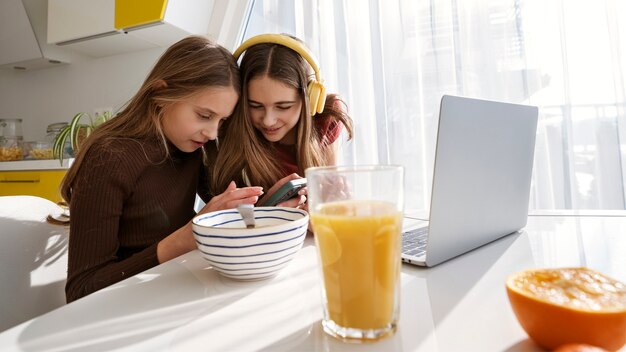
115, 0, 168, 29
0, 170, 66, 203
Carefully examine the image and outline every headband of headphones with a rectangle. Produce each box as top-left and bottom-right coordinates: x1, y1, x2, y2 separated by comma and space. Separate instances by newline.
233, 34, 326, 116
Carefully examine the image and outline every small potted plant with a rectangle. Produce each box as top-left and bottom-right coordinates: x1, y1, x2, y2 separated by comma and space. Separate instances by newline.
53, 111, 112, 164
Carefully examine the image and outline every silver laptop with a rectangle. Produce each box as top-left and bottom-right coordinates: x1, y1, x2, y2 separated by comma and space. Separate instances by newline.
402, 95, 538, 267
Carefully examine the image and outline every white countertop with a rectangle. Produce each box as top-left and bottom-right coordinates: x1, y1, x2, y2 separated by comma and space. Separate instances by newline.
0, 208, 625, 351
0, 159, 71, 171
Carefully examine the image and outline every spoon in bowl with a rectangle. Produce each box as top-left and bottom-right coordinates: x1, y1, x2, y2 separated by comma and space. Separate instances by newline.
237, 204, 255, 229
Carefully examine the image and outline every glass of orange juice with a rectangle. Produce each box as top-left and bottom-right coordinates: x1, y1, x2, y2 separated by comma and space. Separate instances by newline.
306, 165, 404, 342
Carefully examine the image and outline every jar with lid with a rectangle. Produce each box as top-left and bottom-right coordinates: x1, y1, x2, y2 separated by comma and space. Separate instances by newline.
0, 118, 24, 161
46, 122, 71, 158
25, 122, 65, 160
46, 122, 68, 142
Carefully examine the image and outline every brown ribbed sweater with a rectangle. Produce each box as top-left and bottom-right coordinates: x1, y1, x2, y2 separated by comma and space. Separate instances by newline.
65, 138, 210, 303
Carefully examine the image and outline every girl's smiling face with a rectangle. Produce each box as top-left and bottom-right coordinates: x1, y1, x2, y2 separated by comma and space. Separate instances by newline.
247, 75, 303, 145
161, 86, 238, 152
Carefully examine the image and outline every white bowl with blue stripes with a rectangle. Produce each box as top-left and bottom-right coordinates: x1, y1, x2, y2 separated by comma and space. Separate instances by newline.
192, 206, 309, 280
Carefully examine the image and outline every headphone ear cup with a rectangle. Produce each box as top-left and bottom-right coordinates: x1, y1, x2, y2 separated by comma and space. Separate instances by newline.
316, 84, 327, 115
307, 80, 327, 116
307, 80, 321, 116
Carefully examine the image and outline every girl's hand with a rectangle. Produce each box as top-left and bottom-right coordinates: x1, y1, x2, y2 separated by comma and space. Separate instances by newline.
259, 173, 307, 208
293, 186, 308, 212
200, 181, 263, 214
158, 182, 262, 263
277, 194, 307, 209
318, 173, 350, 203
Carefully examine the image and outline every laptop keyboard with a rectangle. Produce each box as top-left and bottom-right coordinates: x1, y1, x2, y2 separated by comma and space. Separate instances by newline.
402, 227, 429, 257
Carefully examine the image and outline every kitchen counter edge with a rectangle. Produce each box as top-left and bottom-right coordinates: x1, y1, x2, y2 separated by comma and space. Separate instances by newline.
0, 159, 73, 171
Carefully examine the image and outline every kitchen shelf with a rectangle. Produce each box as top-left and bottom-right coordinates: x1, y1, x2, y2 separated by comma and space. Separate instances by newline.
0, 159, 71, 171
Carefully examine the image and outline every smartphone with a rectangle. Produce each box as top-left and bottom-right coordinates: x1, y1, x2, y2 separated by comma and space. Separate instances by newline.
262, 178, 307, 206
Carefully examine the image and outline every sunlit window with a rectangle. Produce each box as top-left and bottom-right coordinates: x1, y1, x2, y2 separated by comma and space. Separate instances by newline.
241, 0, 626, 210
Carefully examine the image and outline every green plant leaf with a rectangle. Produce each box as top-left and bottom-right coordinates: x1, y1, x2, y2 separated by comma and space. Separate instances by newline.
69, 112, 89, 150
52, 111, 112, 165
53, 126, 71, 165
94, 111, 111, 126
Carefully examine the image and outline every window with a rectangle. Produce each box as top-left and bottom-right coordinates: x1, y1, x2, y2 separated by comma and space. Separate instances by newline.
240, 0, 626, 210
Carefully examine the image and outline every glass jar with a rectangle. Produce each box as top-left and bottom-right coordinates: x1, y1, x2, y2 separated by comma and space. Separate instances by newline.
26, 141, 53, 160
46, 122, 70, 158
46, 122, 68, 143
0, 118, 24, 161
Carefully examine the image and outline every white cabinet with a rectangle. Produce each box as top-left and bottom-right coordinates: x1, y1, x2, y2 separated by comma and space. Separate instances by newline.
47, 0, 214, 57
0, 0, 71, 70
0, 0, 41, 66
47, 0, 116, 44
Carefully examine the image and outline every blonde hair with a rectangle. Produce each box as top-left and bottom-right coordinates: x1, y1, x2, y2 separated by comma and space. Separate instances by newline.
61, 36, 240, 202
211, 38, 353, 193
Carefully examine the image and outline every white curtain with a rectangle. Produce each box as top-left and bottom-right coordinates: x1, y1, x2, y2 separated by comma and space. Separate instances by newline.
242, 0, 626, 210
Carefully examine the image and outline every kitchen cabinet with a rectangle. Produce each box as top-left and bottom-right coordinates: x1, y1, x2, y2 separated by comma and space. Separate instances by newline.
0, 0, 69, 70
0, 0, 41, 66
47, 0, 214, 57
0, 160, 70, 203
115, 0, 213, 47
47, 0, 118, 45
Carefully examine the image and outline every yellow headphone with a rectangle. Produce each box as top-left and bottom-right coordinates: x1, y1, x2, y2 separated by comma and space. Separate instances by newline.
233, 34, 327, 116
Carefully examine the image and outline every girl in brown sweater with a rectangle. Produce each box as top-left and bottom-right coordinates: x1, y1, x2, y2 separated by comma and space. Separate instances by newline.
62, 36, 264, 303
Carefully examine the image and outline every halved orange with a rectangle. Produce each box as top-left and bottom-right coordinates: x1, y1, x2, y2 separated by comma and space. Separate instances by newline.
506, 267, 626, 351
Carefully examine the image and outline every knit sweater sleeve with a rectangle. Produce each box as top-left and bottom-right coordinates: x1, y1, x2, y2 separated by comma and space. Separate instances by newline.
65, 141, 160, 302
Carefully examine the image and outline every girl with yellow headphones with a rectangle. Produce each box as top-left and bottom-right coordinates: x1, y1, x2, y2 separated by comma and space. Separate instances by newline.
210, 34, 353, 207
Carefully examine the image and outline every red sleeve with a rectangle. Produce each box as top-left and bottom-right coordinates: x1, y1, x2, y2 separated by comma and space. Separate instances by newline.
315, 99, 345, 145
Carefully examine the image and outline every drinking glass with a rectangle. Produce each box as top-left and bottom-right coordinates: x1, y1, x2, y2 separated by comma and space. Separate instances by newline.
306, 165, 404, 342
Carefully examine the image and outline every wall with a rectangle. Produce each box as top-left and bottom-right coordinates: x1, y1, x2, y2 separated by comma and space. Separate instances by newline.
0, 47, 165, 142
0, 0, 250, 142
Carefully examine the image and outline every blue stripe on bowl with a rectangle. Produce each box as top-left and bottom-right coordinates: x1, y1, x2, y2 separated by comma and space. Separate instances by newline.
210, 215, 296, 228
254, 215, 299, 222
196, 230, 305, 249
193, 223, 307, 239
207, 249, 300, 265
194, 208, 306, 226
196, 210, 240, 221
198, 241, 304, 258
211, 257, 294, 272
209, 218, 247, 227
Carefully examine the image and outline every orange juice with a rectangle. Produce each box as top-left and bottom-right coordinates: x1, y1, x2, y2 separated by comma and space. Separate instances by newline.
311, 200, 402, 330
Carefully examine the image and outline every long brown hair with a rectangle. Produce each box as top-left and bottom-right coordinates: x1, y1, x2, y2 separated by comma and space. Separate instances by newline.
211, 38, 353, 193
61, 36, 240, 203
